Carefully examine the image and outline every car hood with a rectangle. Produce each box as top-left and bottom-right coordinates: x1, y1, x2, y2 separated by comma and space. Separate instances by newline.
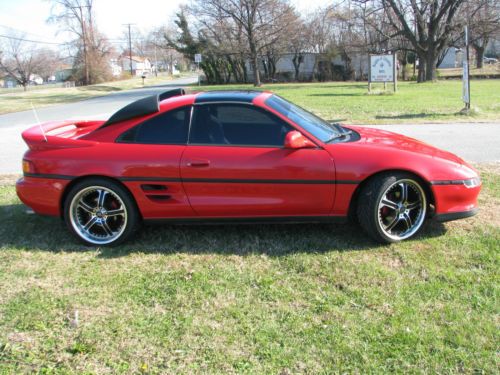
344, 125, 466, 165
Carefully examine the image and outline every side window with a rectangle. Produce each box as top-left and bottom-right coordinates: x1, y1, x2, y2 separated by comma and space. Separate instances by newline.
117, 106, 191, 144
189, 104, 292, 146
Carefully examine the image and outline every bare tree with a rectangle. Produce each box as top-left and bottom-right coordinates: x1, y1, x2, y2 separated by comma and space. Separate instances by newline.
0, 32, 46, 90
464, 0, 500, 68
166, 9, 248, 84
189, 0, 298, 86
49, 0, 112, 84
34, 48, 61, 82
356, 0, 467, 81
287, 19, 310, 81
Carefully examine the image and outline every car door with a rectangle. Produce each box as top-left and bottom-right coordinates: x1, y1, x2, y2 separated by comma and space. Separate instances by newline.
180, 103, 336, 217
112, 106, 195, 218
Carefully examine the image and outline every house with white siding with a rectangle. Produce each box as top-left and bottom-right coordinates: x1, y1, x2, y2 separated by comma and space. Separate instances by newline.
119, 56, 152, 76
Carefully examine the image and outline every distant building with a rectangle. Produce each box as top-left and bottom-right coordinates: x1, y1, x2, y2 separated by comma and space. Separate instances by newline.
438, 47, 464, 69
119, 56, 152, 76
1, 75, 18, 88
29, 74, 43, 85
55, 64, 73, 81
109, 59, 122, 77
245, 52, 370, 82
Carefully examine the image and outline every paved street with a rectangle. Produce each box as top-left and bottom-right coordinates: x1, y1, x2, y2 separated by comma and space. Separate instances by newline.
0, 77, 499, 173
370, 122, 500, 164
0, 76, 198, 174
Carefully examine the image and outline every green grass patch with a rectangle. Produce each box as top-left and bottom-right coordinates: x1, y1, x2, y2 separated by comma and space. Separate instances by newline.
194, 79, 500, 124
0, 167, 498, 373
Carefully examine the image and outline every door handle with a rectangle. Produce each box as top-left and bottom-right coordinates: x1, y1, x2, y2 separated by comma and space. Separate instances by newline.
186, 159, 210, 167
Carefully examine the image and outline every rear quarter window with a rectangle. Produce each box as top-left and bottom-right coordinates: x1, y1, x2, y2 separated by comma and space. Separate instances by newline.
117, 106, 191, 144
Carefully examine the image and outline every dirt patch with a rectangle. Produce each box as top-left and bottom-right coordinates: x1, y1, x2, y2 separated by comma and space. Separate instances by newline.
0, 175, 20, 186
475, 162, 500, 175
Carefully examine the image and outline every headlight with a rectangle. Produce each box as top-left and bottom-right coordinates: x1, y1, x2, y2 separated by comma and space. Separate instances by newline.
463, 177, 481, 188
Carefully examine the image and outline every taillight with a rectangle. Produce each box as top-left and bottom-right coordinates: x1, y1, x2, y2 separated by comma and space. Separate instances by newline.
22, 159, 36, 174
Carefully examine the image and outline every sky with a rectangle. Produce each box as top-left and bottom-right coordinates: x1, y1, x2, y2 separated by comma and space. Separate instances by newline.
0, 0, 332, 48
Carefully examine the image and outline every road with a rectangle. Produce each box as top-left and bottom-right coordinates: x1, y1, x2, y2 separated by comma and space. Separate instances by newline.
0, 77, 499, 173
0, 76, 198, 174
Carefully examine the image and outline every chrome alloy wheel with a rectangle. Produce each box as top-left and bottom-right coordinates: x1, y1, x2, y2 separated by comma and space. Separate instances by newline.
69, 186, 128, 245
377, 179, 426, 241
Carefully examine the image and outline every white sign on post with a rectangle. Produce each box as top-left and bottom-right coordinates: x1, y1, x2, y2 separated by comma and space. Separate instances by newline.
368, 53, 397, 92
194, 53, 202, 63
370, 54, 394, 82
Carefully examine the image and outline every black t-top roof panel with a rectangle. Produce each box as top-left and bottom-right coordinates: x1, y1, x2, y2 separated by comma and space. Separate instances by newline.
194, 90, 262, 104
101, 88, 185, 128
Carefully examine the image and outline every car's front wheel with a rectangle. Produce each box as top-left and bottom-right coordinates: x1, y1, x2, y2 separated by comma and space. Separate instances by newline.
357, 173, 427, 243
64, 178, 139, 246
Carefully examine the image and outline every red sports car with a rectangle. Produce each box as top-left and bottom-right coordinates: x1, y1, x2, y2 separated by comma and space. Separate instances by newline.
16, 89, 481, 246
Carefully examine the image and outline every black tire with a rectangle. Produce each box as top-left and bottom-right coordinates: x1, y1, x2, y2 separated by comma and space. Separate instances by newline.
357, 172, 427, 243
63, 178, 140, 246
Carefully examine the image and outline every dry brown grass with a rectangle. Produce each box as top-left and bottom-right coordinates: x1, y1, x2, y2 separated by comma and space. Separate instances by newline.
0, 174, 20, 186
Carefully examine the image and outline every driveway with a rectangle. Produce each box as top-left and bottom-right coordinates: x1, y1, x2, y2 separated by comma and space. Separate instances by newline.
0, 78, 499, 173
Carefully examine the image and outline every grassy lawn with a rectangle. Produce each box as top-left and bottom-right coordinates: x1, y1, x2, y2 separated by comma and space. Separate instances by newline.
0, 73, 189, 115
0, 165, 498, 373
196, 79, 500, 124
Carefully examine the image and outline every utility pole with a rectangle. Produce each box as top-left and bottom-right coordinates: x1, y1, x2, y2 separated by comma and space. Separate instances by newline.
154, 36, 158, 77
413, 17, 417, 78
123, 23, 135, 76
463, 25, 471, 111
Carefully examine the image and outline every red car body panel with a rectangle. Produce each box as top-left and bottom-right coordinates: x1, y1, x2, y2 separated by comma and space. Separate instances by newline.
180, 146, 335, 217
16, 91, 480, 223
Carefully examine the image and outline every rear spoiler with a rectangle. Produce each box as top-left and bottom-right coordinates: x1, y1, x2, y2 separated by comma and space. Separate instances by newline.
22, 120, 102, 151
100, 88, 186, 128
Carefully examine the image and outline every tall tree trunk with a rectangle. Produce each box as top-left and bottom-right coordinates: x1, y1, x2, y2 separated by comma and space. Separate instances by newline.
249, 37, 261, 86
292, 54, 302, 81
262, 58, 269, 80
242, 60, 248, 83
425, 48, 438, 81
417, 54, 426, 82
475, 45, 485, 68
251, 54, 261, 86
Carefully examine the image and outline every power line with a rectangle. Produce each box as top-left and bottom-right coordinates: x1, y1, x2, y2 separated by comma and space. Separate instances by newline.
0, 34, 65, 45
0, 24, 59, 42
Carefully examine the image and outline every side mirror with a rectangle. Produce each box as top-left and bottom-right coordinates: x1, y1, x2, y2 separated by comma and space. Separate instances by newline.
284, 130, 316, 149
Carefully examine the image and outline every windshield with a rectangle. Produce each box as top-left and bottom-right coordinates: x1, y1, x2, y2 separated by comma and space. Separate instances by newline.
265, 95, 340, 142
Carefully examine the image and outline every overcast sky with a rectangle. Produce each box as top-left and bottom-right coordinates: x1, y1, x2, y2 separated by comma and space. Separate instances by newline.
0, 0, 332, 47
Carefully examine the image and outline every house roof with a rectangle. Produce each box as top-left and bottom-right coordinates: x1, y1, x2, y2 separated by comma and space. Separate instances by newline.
120, 55, 149, 63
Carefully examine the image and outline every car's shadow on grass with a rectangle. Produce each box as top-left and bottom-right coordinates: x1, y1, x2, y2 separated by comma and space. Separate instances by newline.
375, 113, 455, 120
0, 203, 448, 257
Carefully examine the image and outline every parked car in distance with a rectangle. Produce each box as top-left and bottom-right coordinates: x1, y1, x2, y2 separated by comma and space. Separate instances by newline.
483, 57, 498, 64
16, 89, 481, 246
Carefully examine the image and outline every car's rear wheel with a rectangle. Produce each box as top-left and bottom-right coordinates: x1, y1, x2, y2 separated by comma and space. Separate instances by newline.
357, 173, 427, 243
64, 178, 139, 246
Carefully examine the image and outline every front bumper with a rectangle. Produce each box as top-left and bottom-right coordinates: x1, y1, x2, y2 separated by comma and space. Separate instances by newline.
434, 207, 479, 222
431, 178, 481, 218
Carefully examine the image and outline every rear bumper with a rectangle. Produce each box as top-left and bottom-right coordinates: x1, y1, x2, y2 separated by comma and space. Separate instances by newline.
16, 176, 69, 216
434, 207, 479, 222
